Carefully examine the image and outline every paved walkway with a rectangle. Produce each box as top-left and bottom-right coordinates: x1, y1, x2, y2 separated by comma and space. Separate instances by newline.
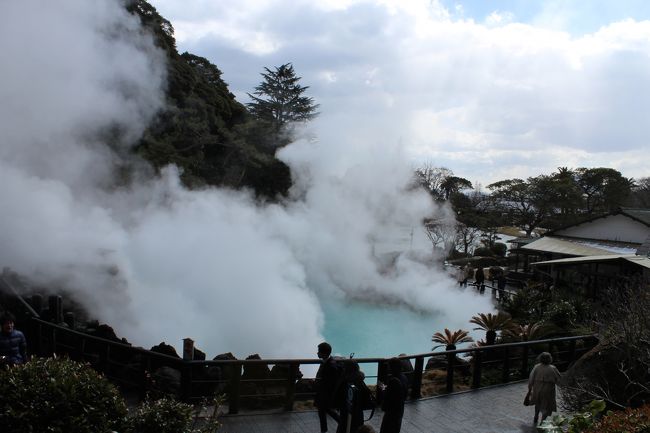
218, 381, 542, 433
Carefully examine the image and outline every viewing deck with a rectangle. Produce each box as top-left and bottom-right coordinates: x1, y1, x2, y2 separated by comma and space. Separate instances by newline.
219, 381, 538, 433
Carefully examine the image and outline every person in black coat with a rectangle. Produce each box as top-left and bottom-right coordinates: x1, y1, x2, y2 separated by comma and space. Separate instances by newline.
474, 267, 485, 293
379, 358, 408, 433
497, 272, 507, 299
316, 342, 341, 432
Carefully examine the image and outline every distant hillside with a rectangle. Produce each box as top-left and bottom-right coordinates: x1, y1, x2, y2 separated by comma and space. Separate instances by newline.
126, 0, 291, 198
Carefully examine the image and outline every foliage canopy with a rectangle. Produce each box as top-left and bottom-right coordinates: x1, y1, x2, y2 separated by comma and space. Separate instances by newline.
0, 357, 128, 433
247, 63, 319, 133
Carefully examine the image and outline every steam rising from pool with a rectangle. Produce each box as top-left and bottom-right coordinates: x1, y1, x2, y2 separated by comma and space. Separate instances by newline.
0, 0, 493, 359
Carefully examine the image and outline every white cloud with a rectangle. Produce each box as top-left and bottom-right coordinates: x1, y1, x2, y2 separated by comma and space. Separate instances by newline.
1, 0, 495, 361
485, 10, 515, 27
149, 0, 650, 183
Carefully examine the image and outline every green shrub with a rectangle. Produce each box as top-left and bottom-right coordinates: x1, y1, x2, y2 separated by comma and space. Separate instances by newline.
539, 400, 650, 433
585, 404, 650, 433
473, 246, 493, 257
0, 357, 127, 433
125, 397, 194, 433
540, 399, 606, 433
125, 396, 222, 433
490, 242, 507, 257
543, 299, 577, 330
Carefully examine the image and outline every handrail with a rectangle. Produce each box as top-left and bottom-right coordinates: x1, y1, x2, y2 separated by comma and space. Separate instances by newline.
29, 317, 185, 364
0, 270, 600, 415
404, 334, 597, 359
24, 314, 598, 415
187, 334, 597, 365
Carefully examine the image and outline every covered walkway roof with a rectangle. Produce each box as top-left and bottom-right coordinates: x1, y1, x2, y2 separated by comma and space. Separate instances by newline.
521, 236, 636, 257
532, 254, 650, 270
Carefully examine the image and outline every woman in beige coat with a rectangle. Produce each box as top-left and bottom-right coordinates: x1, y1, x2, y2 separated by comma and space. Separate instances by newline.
527, 352, 561, 425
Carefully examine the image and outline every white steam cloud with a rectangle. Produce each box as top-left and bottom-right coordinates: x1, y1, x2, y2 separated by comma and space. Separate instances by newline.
0, 0, 492, 359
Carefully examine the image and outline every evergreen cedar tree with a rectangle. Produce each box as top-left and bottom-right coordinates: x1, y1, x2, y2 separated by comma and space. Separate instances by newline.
247, 63, 319, 132
125, 0, 296, 198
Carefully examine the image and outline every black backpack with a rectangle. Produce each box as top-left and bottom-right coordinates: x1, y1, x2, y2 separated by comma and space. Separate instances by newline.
330, 358, 347, 407
352, 381, 377, 420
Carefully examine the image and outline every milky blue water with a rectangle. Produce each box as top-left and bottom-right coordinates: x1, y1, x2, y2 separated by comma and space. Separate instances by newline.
321, 299, 444, 378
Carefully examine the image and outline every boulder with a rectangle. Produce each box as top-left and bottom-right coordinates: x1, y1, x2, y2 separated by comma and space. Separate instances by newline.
270, 364, 304, 381
213, 352, 237, 361
151, 366, 181, 396
213, 352, 238, 384
242, 354, 271, 381
150, 342, 180, 358
426, 355, 471, 376
89, 323, 125, 343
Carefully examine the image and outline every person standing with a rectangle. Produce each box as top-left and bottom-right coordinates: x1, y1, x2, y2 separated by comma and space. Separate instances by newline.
527, 352, 561, 425
379, 358, 408, 433
337, 361, 369, 433
474, 267, 485, 293
316, 342, 341, 433
497, 272, 507, 300
456, 266, 465, 287
0, 312, 27, 365
462, 263, 472, 287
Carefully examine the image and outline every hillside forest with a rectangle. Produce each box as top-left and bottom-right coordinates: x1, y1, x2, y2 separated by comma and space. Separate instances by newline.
126, 0, 648, 233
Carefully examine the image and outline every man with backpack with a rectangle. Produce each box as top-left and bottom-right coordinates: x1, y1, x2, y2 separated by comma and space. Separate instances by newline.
315, 342, 341, 432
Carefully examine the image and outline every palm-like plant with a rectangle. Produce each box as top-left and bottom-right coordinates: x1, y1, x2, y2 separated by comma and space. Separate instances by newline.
502, 322, 549, 342
470, 312, 513, 345
432, 328, 474, 351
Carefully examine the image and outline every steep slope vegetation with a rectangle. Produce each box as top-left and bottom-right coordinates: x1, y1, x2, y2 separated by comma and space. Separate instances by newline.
127, 0, 291, 198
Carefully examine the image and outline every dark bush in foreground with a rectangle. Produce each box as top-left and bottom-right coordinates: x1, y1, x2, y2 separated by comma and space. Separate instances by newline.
585, 404, 650, 433
124, 397, 194, 433
0, 357, 127, 433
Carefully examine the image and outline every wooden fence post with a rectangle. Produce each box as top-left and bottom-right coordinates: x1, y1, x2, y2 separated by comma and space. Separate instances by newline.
140, 355, 152, 400
181, 362, 192, 402
410, 357, 424, 399
48, 295, 63, 324
471, 350, 482, 389
183, 338, 195, 360
284, 363, 299, 411
520, 346, 529, 379
229, 362, 243, 414
446, 352, 455, 393
50, 326, 57, 356
78, 336, 86, 361
29, 319, 43, 357
30, 295, 43, 316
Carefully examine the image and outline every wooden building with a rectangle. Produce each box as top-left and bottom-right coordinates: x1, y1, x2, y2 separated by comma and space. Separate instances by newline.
509, 208, 650, 296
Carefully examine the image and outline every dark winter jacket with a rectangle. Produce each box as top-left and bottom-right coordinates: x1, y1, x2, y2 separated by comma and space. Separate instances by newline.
0, 329, 27, 364
315, 356, 340, 409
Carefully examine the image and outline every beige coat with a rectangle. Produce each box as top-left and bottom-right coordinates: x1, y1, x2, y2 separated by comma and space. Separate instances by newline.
528, 363, 561, 414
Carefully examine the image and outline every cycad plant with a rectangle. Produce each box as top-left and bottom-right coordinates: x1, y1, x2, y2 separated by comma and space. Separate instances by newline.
502, 322, 549, 342
470, 312, 513, 345
432, 328, 474, 351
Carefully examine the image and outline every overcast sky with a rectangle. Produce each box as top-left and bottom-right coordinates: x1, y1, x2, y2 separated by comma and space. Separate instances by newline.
149, 0, 650, 187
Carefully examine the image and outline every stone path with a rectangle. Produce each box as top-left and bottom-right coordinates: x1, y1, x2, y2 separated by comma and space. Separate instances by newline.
219, 381, 543, 433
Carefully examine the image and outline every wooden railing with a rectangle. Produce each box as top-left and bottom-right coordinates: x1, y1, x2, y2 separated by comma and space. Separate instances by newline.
1, 270, 597, 414
24, 317, 597, 414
